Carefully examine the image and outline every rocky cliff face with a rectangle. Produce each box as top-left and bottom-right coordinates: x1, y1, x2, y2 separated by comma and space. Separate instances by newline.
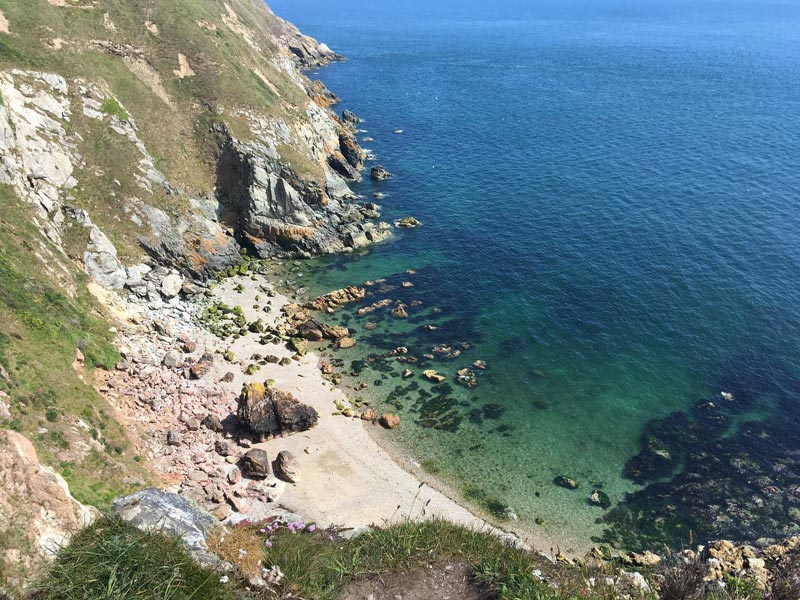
0, 0, 388, 592
0, 0, 388, 291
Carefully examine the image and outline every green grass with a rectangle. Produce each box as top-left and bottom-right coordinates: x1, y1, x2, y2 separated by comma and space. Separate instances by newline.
33, 517, 241, 600
35, 515, 786, 600
254, 519, 655, 600
0, 185, 149, 508
100, 97, 130, 121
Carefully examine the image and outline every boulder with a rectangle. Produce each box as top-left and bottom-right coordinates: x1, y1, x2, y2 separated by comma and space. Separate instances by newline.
189, 353, 215, 379
371, 165, 393, 180
338, 337, 356, 349
240, 449, 271, 479
342, 109, 362, 124
162, 349, 183, 368
160, 273, 183, 298
422, 370, 446, 384
361, 408, 377, 421
112, 488, 221, 568
589, 489, 611, 509
554, 476, 579, 490
203, 414, 224, 432
380, 413, 401, 429
395, 216, 421, 228
237, 382, 319, 440
214, 440, 233, 457
166, 430, 182, 446
274, 450, 300, 483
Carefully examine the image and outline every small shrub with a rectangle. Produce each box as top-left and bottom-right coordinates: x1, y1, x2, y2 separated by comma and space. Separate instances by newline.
100, 97, 129, 122
657, 556, 707, 600
770, 553, 800, 600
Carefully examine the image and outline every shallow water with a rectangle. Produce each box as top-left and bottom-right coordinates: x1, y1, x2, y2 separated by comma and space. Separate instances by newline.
270, 0, 800, 550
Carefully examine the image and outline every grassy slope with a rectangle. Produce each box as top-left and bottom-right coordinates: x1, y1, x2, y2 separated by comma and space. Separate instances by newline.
0, 0, 322, 258
37, 516, 785, 600
0, 186, 150, 581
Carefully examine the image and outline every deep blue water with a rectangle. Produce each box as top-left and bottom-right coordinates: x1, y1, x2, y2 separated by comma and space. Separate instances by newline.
269, 0, 800, 550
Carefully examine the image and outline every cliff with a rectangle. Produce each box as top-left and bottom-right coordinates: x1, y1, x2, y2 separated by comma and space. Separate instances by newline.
0, 0, 388, 590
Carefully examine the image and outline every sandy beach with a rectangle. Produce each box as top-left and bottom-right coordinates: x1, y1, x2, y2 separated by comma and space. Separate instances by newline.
201, 273, 534, 550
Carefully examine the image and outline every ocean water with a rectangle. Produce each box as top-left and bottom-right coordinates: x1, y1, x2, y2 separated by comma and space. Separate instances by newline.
269, 0, 800, 551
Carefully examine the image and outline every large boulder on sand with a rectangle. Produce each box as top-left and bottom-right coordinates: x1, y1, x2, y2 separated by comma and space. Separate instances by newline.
237, 382, 318, 440
240, 449, 272, 479
274, 450, 300, 483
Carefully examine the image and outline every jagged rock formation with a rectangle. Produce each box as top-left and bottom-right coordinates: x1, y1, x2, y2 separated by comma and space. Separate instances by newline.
0, 0, 391, 293
112, 488, 222, 568
238, 382, 319, 441
0, 0, 390, 591
0, 430, 97, 587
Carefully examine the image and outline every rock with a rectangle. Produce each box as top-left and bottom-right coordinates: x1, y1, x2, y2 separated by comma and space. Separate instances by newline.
380, 413, 400, 429
402, 369, 414, 379
189, 353, 215, 379
339, 132, 365, 169
237, 382, 319, 440
589, 489, 611, 509
370, 165, 393, 180
472, 360, 487, 370
227, 467, 241, 484
361, 408, 377, 421
240, 449, 271, 479
222, 371, 235, 383
296, 319, 327, 341
456, 368, 477, 388
395, 216, 421, 228
391, 304, 408, 318
342, 109, 362, 124
626, 550, 661, 567
166, 430, 182, 446
160, 273, 183, 298
554, 476, 579, 490
112, 489, 221, 568
422, 370, 446, 384
215, 440, 233, 457
274, 450, 300, 483
0, 430, 96, 581
84, 224, 127, 289
203, 414, 224, 432
162, 349, 183, 368
338, 337, 356, 349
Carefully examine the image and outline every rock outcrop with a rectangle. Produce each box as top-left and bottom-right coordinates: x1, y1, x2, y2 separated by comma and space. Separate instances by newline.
112, 488, 222, 568
237, 382, 319, 440
0, 430, 97, 587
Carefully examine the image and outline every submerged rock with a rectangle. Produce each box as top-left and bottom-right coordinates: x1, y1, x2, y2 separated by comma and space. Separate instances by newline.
589, 489, 611, 509
554, 476, 579, 490
380, 413, 401, 429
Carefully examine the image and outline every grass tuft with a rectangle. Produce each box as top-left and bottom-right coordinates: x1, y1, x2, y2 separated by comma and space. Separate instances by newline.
33, 517, 238, 600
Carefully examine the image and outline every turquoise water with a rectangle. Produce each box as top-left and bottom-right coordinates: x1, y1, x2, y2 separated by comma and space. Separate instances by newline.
270, 0, 800, 550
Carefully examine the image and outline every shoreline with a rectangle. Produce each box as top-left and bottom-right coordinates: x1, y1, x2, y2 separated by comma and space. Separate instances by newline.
103, 267, 561, 555
204, 272, 536, 549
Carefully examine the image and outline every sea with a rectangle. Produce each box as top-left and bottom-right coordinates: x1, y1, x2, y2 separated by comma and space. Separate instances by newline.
268, 0, 800, 552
